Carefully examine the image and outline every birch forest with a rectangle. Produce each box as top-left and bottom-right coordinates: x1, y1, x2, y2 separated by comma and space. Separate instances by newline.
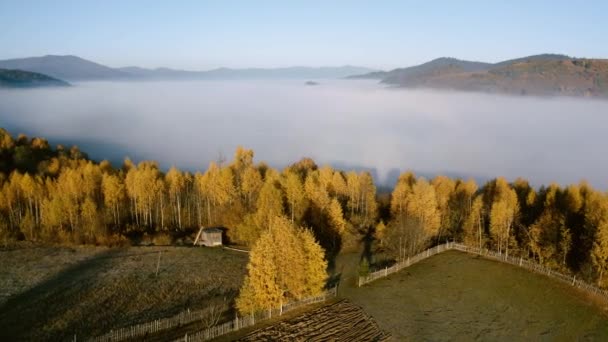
1, 128, 607, 287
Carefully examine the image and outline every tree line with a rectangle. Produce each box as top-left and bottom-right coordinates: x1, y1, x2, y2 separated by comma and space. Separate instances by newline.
384, 173, 608, 287
0, 128, 607, 287
0, 129, 376, 257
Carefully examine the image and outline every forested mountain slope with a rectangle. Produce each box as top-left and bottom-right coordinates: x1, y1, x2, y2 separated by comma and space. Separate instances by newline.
0, 69, 69, 88
351, 54, 608, 98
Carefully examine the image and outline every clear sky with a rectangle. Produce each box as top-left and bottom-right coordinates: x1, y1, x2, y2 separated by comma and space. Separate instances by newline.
1, 0, 606, 70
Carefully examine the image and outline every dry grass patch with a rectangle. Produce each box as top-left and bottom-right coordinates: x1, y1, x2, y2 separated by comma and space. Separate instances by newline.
0, 245, 248, 341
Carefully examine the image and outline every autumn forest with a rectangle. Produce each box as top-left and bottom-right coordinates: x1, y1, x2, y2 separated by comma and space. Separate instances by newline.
1, 127, 607, 289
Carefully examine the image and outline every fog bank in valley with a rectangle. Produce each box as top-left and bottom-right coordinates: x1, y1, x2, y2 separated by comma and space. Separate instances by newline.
1, 80, 607, 189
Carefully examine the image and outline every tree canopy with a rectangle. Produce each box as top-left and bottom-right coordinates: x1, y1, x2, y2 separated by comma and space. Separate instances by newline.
1, 128, 608, 287
235, 216, 327, 314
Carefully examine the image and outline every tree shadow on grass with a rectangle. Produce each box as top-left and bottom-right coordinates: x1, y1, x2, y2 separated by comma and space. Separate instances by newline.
360, 227, 374, 266
0, 248, 131, 340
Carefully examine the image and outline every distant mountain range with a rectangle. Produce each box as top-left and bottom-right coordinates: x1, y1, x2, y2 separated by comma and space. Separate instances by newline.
349, 54, 608, 98
2, 54, 607, 98
117, 65, 375, 80
0, 68, 70, 88
0, 55, 376, 81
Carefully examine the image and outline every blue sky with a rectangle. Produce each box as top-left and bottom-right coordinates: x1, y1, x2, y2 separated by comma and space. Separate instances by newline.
1, 0, 606, 70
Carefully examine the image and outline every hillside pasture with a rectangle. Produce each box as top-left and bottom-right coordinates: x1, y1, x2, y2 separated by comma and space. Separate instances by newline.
0, 245, 248, 341
342, 250, 608, 341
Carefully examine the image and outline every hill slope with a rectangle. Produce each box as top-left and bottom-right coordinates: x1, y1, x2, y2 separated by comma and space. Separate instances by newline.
351, 54, 608, 98
0, 246, 248, 340
339, 251, 608, 340
0, 55, 129, 81
381, 57, 492, 84
468, 58, 608, 97
0, 68, 70, 88
491, 53, 571, 68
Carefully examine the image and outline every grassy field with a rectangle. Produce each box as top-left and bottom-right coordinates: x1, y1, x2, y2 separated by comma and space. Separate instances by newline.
0, 244, 248, 341
338, 250, 608, 341
3, 245, 608, 341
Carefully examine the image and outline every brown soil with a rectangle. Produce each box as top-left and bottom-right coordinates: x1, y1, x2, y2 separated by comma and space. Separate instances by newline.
236, 299, 390, 341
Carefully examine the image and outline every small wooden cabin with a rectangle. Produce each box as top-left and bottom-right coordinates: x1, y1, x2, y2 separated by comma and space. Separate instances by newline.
194, 227, 223, 247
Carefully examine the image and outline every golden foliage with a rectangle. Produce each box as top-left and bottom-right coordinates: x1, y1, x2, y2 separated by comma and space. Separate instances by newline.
236, 216, 327, 314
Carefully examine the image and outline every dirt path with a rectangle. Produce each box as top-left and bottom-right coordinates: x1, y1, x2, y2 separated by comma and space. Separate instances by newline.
332, 252, 363, 297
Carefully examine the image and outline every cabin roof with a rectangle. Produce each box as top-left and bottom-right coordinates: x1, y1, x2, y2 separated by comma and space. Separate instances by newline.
201, 227, 223, 233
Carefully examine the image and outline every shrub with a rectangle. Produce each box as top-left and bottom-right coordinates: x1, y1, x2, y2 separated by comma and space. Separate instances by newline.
152, 232, 173, 246
96, 233, 130, 247
139, 233, 153, 246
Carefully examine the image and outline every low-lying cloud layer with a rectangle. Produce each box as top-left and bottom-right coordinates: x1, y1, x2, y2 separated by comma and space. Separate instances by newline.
1, 80, 607, 188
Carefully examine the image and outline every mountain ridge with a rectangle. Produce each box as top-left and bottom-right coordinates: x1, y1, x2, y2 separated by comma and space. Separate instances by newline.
117, 65, 376, 80
0, 55, 129, 81
0, 55, 376, 81
349, 54, 608, 98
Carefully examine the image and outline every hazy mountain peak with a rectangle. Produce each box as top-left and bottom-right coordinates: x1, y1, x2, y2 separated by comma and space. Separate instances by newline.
0, 55, 129, 81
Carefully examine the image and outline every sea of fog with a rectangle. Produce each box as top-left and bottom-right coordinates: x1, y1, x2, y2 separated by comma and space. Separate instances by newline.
1, 80, 607, 189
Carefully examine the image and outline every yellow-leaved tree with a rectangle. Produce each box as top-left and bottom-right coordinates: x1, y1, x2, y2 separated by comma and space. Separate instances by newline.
463, 196, 484, 248
591, 221, 608, 286
281, 170, 307, 223
489, 178, 519, 257
236, 216, 327, 315
431, 175, 455, 241
586, 191, 608, 286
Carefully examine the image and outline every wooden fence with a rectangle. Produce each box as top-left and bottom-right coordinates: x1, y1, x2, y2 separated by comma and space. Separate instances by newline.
450, 243, 608, 301
358, 242, 608, 303
87, 286, 336, 342
175, 286, 338, 342
358, 242, 453, 287
87, 305, 227, 342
